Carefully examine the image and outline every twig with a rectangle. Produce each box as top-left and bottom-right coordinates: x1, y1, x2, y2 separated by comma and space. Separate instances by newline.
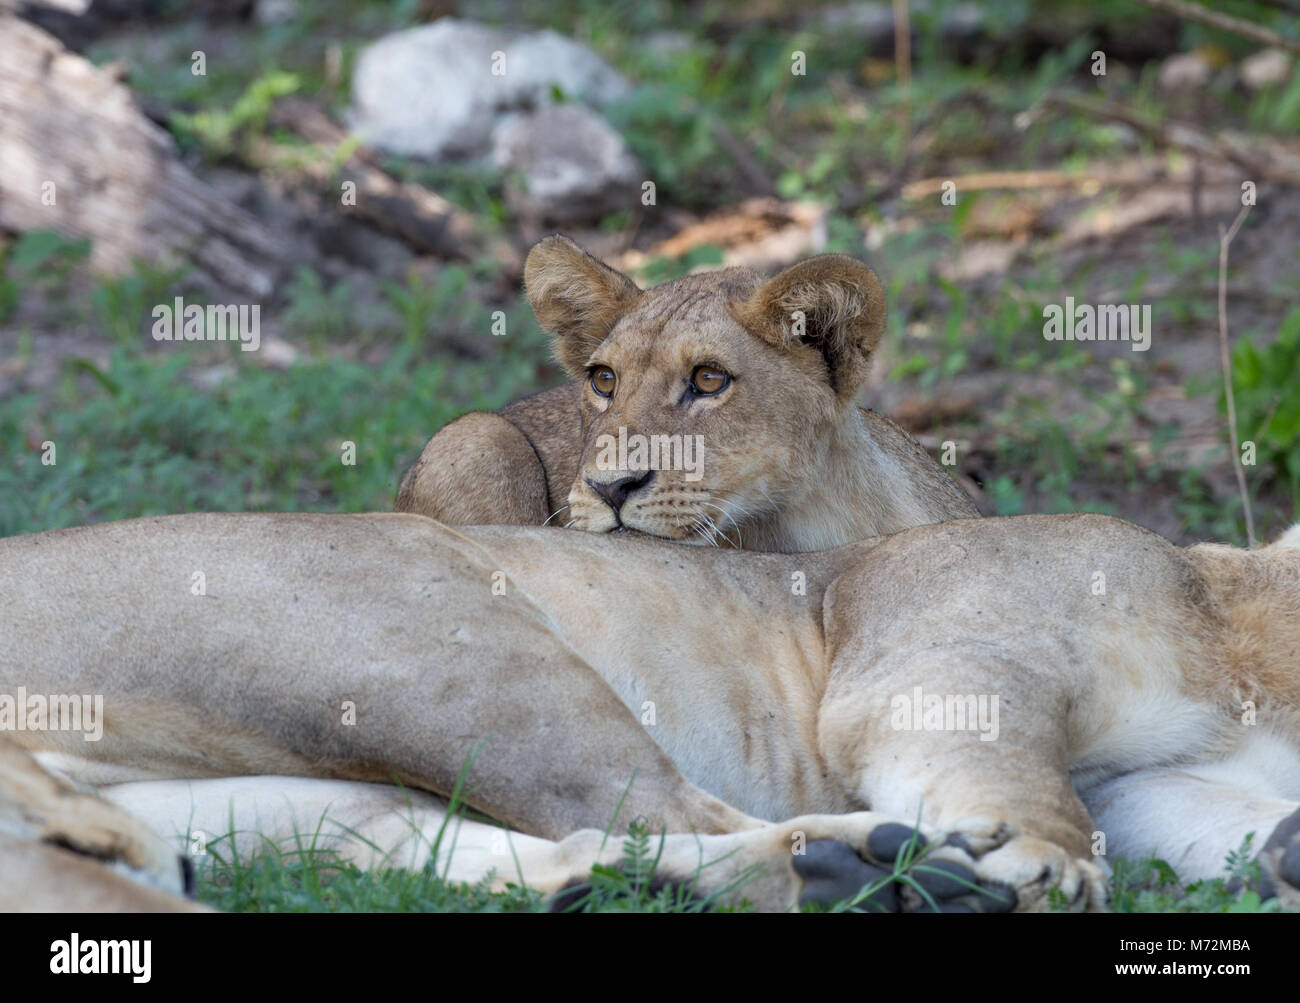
1217, 203, 1256, 547
1039, 92, 1300, 187
901, 169, 1105, 198
709, 119, 776, 197
1138, 0, 1300, 56
1253, 0, 1300, 15
893, 0, 912, 153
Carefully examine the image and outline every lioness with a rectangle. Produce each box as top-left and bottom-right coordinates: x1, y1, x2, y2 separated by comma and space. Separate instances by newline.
5, 512, 1299, 911
396, 236, 976, 550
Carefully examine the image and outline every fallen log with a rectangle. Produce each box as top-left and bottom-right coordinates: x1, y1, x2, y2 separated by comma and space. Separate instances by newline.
260, 98, 499, 263
0, 13, 287, 298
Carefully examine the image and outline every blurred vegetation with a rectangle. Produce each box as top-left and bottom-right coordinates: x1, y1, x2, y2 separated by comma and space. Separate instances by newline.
2, 0, 1298, 544
1229, 307, 1300, 505
0, 234, 550, 536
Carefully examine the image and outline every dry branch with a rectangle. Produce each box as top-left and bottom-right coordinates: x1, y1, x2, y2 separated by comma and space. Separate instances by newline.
1138, 0, 1300, 56
1040, 92, 1300, 188
1217, 204, 1256, 547
901, 169, 1104, 198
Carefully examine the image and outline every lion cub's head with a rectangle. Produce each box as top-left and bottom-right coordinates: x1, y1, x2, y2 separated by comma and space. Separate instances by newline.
524, 235, 886, 546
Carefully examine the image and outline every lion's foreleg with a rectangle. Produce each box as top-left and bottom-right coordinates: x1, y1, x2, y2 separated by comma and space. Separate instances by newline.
819, 646, 1108, 911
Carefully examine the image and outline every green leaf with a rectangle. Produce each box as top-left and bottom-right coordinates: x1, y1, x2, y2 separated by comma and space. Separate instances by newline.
1232, 341, 1262, 388
62, 357, 120, 397
10, 230, 91, 273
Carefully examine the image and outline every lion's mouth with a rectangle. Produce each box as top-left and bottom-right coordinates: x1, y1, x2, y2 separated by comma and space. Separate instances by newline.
606, 525, 668, 543
611, 516, 693, 542
618, 514, 738, 547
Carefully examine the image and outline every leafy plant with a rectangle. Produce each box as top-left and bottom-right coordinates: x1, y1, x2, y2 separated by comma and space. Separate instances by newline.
91, 261, 189, 347
170, 71, 301, 160
382, 267, 471, 350
282, 265, 358, 353
1110, 834, 1283, 913
0, 230, 91, 323
638, 243, 724, 284
1227, 308, 1300, 505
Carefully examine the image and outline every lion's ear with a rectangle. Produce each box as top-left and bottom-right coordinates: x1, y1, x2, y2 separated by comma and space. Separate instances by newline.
524, 235, 643, 377
730, 255, 886, 400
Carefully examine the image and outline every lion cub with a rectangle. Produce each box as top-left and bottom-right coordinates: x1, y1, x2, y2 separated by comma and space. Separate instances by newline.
397, 236, 975, 551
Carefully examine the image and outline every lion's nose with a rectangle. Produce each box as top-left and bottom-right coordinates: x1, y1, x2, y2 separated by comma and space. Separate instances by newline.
585, 471, 654, 515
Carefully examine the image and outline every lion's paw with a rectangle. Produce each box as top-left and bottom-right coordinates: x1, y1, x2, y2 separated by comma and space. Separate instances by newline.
612, 812, 1104, 912
947, 831, 1108, 912
789, 817, 1016, 913
799, 815, 1107, 913
1257, 807, 1300, 909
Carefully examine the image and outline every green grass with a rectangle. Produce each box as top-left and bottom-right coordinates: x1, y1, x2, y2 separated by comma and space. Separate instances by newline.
0, 339, 552, 536
187, 765, 1288, 916
1109, 835, 1284, 914
191, 811, 1289, 914
196, 823, 749, 914
0, 243, 553, 536
199, 833, 546, 913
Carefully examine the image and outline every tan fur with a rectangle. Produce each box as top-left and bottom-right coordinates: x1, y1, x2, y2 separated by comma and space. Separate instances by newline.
728, 253, 886, 401
1182, 536, 1300, 720
395, 411, 551, 525
396, 237, 976, 551
524, 235, 645, 374
0, 738, 199, 911
5, 512, 1300, 911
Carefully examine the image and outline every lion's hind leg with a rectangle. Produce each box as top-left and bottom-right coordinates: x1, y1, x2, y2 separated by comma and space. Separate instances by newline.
0, 738, 198, 911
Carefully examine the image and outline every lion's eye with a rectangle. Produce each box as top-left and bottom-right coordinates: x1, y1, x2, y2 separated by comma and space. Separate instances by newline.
590, 366, 616, 398
689, 365, 730, 396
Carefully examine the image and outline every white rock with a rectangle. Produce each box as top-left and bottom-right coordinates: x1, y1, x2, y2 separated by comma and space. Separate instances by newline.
1158, 51, 1213, 92
1241, 48, 1292, 90
491, 104, 640, 224
349, 18, 629, 161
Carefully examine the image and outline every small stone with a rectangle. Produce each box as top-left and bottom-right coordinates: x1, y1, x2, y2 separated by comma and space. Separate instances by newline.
491, 104, 641, 225
1241, 48, 1292, 90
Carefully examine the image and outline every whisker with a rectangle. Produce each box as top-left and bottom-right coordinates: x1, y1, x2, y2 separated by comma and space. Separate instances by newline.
700, 503, 742, 548
701, 501, 745, 548
541, 505, 571, 528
